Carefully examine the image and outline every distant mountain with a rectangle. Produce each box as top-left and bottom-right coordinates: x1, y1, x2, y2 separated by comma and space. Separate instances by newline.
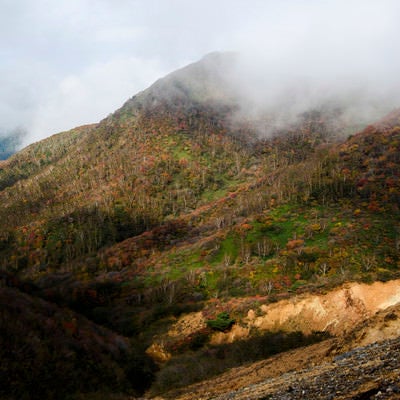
0, 130, 23, 159
1, 53, 399, 399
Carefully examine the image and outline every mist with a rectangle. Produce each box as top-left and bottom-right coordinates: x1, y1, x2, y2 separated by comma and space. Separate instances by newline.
1, 0, 400, 146
219, 0, 400, 136
0, 127, 26, 160
221, 50, 400, 137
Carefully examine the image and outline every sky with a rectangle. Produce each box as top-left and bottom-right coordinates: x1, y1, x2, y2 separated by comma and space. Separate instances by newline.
1, 0, 400, 146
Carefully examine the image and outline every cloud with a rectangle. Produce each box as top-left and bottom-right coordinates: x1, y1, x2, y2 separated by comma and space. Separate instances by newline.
218, 0, 400, 134
25, 57, 166, 145
1, 0, 400, 146
0, 60, 54, 136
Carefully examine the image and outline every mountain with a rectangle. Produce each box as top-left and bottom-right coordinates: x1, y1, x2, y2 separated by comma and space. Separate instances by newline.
0, 53, 399, 399
0, 130, 23, 160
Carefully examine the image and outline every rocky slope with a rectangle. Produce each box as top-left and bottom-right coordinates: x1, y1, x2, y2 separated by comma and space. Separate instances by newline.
209, 337, 400, 400
152, 302, 400, 400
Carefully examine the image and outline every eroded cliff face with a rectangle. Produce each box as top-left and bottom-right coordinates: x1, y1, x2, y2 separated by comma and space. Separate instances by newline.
151, 279, 400, 352
149, 280, 400, 400
247, 279, 400, 336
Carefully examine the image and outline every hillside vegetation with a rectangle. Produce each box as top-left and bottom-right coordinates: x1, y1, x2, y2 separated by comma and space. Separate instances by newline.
0, 53, 399, 398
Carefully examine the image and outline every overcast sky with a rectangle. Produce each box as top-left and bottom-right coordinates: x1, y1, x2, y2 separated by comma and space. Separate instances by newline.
1, 0, 400, 146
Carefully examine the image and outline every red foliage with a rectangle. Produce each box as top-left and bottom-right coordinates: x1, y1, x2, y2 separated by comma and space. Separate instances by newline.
286, 239, 304, 250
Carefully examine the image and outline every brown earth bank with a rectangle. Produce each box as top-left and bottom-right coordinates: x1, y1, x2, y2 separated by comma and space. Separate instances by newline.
139, 280, 400, 400
148, 280, 400, 359
148, 304, 400, 400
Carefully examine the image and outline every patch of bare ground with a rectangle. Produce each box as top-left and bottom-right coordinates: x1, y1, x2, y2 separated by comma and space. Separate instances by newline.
154, 339, 335, 400
147, 287, 400, 400
148, 279, 400, 363
153, 334, 400, 400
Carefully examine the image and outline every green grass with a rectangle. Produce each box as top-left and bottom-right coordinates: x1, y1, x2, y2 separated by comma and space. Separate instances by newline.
212, 234, 238, 264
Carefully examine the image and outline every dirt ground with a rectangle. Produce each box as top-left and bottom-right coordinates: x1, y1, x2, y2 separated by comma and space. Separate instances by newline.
149, 282, 400, 400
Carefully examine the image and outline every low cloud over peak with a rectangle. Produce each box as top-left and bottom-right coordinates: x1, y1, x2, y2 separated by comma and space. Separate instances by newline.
1, 0, 399, 146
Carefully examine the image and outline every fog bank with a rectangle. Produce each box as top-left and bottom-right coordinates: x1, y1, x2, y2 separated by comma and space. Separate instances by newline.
1, 0, 399, 145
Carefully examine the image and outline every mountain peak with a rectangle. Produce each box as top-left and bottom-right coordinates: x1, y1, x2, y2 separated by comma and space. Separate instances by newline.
118, 52, 239, 116
373, 107, 400, 130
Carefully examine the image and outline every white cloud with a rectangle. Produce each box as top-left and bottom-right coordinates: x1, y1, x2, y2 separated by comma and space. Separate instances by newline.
1, 0, 399, 146
25, 56, 166, 144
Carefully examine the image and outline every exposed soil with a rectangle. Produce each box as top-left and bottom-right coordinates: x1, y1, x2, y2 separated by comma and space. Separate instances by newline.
151, 304, 400, 399
248, 279, 400, 337
209, 337, 400, 400
149, 280, 400, 353
145, 280, 400, 400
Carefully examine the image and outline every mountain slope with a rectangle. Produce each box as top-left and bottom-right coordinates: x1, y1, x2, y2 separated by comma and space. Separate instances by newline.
0, 273, 155, 399
154, 301, 400, 400
0, 53, 399, 399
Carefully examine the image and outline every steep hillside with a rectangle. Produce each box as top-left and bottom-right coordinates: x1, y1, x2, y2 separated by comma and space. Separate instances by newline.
153, 302, 400, 400
0, 53, 399, 399
0, 273, 155, 399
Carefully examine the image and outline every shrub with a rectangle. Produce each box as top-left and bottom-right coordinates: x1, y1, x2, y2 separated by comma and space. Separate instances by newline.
206, 312, 235, 331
